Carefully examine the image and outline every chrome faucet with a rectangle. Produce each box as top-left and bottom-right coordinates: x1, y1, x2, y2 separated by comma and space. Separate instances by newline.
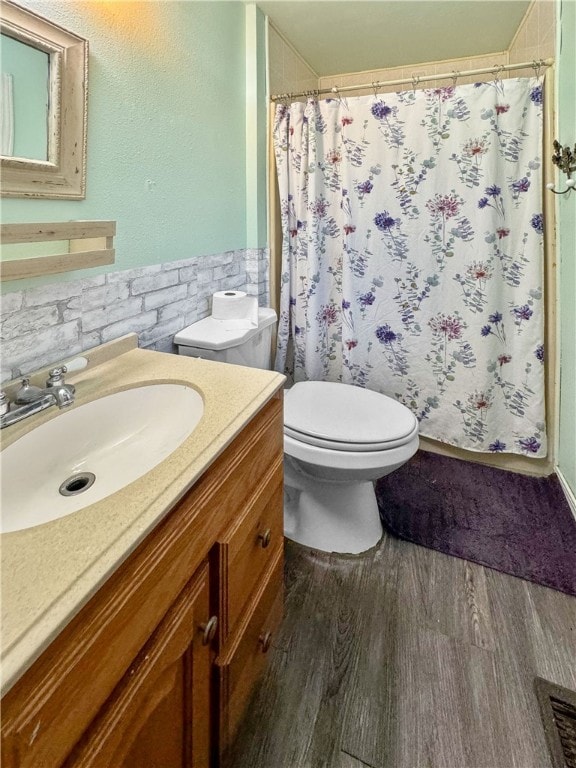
0, 366, 77, 429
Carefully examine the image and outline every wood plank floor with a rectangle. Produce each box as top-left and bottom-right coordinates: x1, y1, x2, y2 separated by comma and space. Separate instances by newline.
227, 533, 576, 768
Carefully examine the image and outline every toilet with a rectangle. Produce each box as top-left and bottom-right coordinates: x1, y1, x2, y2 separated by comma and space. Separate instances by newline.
175, 308, 419, 555
283, 381, 418, 553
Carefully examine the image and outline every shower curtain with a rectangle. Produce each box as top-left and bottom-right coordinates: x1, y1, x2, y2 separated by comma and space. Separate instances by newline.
273, 77, 546, 457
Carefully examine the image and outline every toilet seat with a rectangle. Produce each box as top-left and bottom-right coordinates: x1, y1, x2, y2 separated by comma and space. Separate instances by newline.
284, 381, 418, 452
284, 422, 419, 452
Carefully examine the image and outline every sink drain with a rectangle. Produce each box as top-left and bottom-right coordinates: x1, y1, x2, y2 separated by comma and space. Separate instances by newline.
59, 472, 96, 497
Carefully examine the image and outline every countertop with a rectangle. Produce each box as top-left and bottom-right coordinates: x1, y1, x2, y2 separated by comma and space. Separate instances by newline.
0, 338, 285, 695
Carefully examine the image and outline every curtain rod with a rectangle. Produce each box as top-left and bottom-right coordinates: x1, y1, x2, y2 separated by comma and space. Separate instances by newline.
270, 58, 554, 102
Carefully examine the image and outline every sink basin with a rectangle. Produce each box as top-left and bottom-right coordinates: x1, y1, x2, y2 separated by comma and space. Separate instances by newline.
0, 384, 204, 533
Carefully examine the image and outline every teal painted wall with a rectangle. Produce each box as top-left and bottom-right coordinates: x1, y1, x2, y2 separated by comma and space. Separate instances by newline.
1, 1, 251, 292
556, 0, 576, 495
1, 34, 49, 160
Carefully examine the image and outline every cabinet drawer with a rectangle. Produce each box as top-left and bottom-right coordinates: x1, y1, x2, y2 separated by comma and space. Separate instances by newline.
214, 460, 283, 643
216, 546, 284, 755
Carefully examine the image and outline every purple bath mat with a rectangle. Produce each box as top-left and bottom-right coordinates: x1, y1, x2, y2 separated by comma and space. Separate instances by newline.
375, 451, 576, 597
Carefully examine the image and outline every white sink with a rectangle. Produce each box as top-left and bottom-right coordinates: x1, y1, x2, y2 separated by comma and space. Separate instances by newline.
0, 384, 204, 534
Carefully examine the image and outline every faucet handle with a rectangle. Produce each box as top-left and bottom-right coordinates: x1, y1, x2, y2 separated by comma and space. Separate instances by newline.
62, 357, 88, 374
46, 366, 68, 387
45, 357, 87, 387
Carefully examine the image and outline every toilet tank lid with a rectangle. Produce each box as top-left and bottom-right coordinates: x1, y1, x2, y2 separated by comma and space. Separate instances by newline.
175, 307, 276, 350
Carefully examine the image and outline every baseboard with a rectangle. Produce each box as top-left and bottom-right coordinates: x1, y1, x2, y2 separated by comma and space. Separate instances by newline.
556, 468, 576, 522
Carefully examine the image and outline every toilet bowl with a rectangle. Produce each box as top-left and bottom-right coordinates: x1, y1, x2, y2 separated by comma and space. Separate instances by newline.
283, 381, 419, 554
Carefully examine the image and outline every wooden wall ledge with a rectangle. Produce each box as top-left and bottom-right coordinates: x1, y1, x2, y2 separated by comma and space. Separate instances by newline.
0, 221, 116, 282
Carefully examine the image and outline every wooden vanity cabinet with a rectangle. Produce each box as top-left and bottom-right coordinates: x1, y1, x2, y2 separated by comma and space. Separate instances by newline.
1, 392, 284, 768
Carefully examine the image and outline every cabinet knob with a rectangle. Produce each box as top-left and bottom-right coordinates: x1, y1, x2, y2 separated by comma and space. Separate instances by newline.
258, 631, 272, 653
200, 615, 218, 645
258, 528, 272, 549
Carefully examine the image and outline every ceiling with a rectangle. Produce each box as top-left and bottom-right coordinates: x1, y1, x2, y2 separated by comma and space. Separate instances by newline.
256, 1, 532, 76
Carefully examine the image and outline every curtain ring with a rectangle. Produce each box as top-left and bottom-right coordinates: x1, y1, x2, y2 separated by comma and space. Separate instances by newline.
372, 81, 380, 99
451, 70, 460, 87
330, 85, 342, 106
411, 74, 420, 92
532, 59, 543, 81
492, 63, 504, 87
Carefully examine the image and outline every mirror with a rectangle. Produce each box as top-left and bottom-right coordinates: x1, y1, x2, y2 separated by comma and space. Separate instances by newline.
0, 1, 88, 199
1, 34, 50, 161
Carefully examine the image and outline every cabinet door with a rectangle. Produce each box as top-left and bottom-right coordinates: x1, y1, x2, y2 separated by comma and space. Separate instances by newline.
65, 563, 214, 768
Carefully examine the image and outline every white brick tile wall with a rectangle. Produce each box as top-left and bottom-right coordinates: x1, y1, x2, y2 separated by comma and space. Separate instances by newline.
100, 311, 158, 343
81, 283, 130, 312
65, 295, 83, 314
179, 266, 198, 282
162, 258, 196, 271
1, 248, 269, 382
23, 280, 84, 307
3, 321, 81, 374
106, 264, 162, 284
143, 284, 188, 311
82, 297, 144, 333
1, 292, 24, 316
81, 275, 108, 289
157, 298, 196, 323
131, 270, 179, 296
1, 306, 60, 339
81, 331, 102, 349
195, 297, 210, 317
138, 317, 184, 347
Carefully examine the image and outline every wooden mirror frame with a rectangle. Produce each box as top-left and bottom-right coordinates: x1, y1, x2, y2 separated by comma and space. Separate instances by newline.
0, 1, 88, 199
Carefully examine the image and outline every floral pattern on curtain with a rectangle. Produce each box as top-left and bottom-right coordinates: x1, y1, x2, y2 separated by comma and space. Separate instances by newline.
273, 77, 546, 457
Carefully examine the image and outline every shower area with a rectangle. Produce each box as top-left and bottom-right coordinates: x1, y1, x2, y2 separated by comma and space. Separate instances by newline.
266, 1, 558, 477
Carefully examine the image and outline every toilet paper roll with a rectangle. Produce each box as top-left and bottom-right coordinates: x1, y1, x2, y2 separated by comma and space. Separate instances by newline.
212, 290, 247, 319
211, 290, 258, 329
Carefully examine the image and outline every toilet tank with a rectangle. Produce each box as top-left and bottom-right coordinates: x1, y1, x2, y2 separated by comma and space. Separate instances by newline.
174, 307, 277, 370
